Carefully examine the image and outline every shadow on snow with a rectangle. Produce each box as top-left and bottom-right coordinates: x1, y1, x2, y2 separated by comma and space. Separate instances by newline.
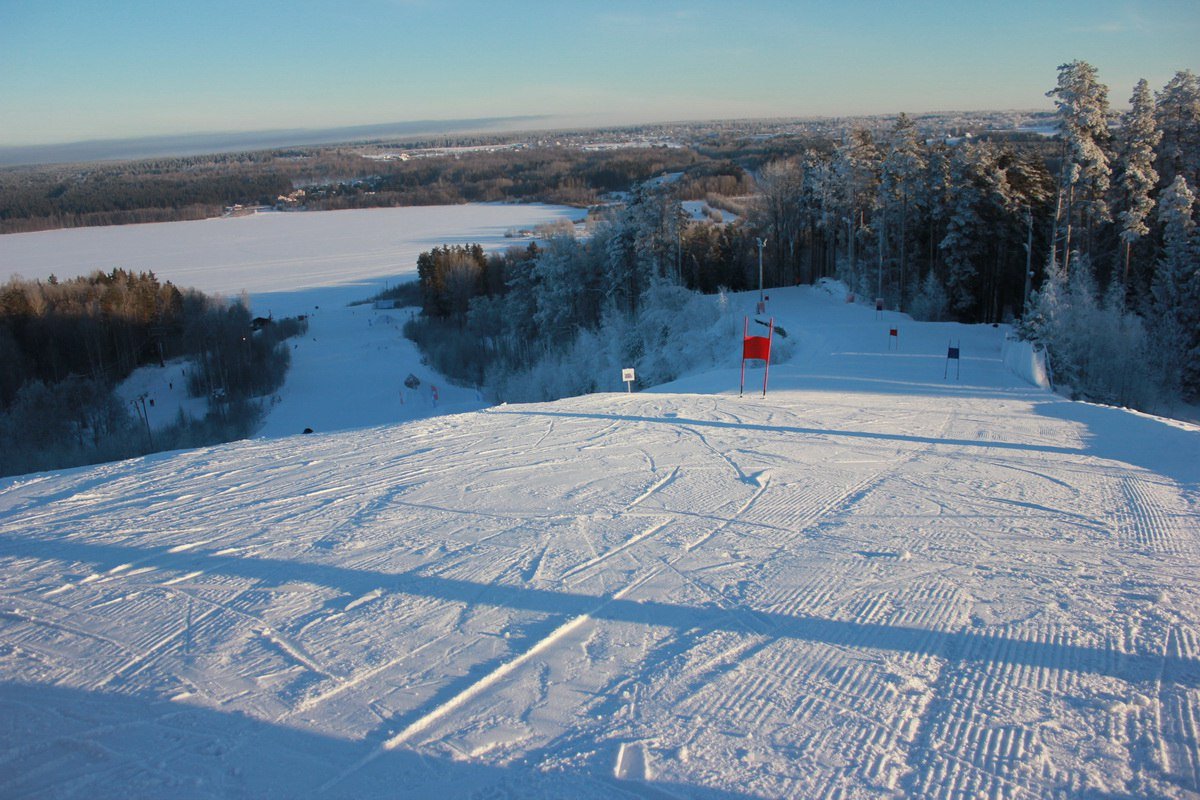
0, 681, 750, 800
3, 536, 1196, 690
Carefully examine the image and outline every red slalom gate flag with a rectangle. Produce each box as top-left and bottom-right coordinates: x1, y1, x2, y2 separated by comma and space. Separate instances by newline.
740, 317, 774, 397
743, 334, 771, 361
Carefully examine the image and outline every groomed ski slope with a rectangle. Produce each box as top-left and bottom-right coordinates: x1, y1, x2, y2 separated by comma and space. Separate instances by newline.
2, 285, 1199, 799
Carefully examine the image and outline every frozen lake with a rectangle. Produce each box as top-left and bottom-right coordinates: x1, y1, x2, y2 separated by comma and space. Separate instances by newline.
0, 203, 586, 305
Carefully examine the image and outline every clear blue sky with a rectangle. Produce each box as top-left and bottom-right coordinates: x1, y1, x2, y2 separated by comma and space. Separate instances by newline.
2, 0, 1198, 146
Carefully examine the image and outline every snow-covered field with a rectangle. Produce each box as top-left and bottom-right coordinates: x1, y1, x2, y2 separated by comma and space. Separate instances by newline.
682, 200, 738, 223
2, 276, 1199, 798
1, 204, 584, 437
0, 204, 585, 299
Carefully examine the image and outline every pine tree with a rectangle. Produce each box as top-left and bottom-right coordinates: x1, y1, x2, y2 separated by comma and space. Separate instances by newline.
939, 142, 1023, 318
755, 159, 805, 286
1116, 79, 1161, 286
940, 147, 985, 317
1150, 175, 1199, 398
532, 238, 580, 343
803, 151, 841, 281
1155, 70, 1200, 192
879, 113, 928, 310
1153, 176, 1197, 313
831, 129, 881, 295
1047, 60, 1112, 271
909, 271, 949, 321
1020, 254, 1067, 362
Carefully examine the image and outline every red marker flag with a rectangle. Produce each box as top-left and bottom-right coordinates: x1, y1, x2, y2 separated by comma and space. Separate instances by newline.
740, 317, 774, 398
743, 334, 771, 361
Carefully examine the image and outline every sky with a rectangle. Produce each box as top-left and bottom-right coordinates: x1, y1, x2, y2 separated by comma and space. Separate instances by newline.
1, 0, 1198, 147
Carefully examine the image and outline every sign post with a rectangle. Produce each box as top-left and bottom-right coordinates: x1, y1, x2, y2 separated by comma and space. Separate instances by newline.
740, 317, 774, 398
888, 327, 899, 351
622, 368, 635, 393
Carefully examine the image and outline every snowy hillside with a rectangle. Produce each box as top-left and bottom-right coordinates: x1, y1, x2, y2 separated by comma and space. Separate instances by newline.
2, 286, 1199, 798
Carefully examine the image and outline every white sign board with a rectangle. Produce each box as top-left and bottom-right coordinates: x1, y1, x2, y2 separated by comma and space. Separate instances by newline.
622, 368, 636, 383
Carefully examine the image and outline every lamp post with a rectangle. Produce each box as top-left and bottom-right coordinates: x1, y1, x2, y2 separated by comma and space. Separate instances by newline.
756, 237, 767, 303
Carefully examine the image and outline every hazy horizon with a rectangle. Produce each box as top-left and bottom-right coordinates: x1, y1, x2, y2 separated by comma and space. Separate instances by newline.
3, 0, 1197, 154
0, 115, 554, 167
0, 106, 1060, 168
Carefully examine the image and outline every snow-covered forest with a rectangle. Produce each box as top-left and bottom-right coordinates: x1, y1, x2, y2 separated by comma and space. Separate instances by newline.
751, 62, 1200, 409
0, 271, 307, 477
407, 62, 1199, 414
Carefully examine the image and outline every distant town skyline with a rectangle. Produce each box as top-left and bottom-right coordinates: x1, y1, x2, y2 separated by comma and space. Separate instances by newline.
2, 0, 1198, 147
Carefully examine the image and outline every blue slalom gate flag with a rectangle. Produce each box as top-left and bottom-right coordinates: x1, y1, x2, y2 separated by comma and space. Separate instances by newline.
944, 340, 961, 380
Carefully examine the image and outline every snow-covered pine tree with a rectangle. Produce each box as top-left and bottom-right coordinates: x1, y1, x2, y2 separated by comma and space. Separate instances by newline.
1155, 70, 1200, 193
908, 271, 949, 321
879, 113, 928, 311
831, 129, 881, 296
603, 183, 682, 315
804, 151, 841, 282
1019, 254, 1067, 379
939, 143, 989, 317
1098, 279, 1155, 408
1116, 79, 1161, 287
603, 212, 641, 315
1047, 60, 1112, 271
1150, 174, 1199, 398
756, 159, 805, 286
921, 143, 954, 290
532, 237, 584, 344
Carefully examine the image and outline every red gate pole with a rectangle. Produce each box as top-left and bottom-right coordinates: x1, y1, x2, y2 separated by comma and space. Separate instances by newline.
761, 317, 774, 397
739, 316, 748, 396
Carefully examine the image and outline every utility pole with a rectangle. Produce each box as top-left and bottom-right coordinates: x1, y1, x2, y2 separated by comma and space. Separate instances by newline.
756, 237, 767, 303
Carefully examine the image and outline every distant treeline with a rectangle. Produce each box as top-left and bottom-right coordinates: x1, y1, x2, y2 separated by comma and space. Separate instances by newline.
0, 112, 1064, 234
0, 270, 306, 477
0, 145, 755, 233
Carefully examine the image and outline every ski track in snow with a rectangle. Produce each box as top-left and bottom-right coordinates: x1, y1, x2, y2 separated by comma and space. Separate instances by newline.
0, 275, 1198, 797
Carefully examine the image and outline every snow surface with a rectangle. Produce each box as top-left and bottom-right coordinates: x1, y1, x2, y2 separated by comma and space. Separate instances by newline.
0, 203, 585, 299
682, 200, 738, 223
2, 278, 1199, 798
1, 204, 584, 437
